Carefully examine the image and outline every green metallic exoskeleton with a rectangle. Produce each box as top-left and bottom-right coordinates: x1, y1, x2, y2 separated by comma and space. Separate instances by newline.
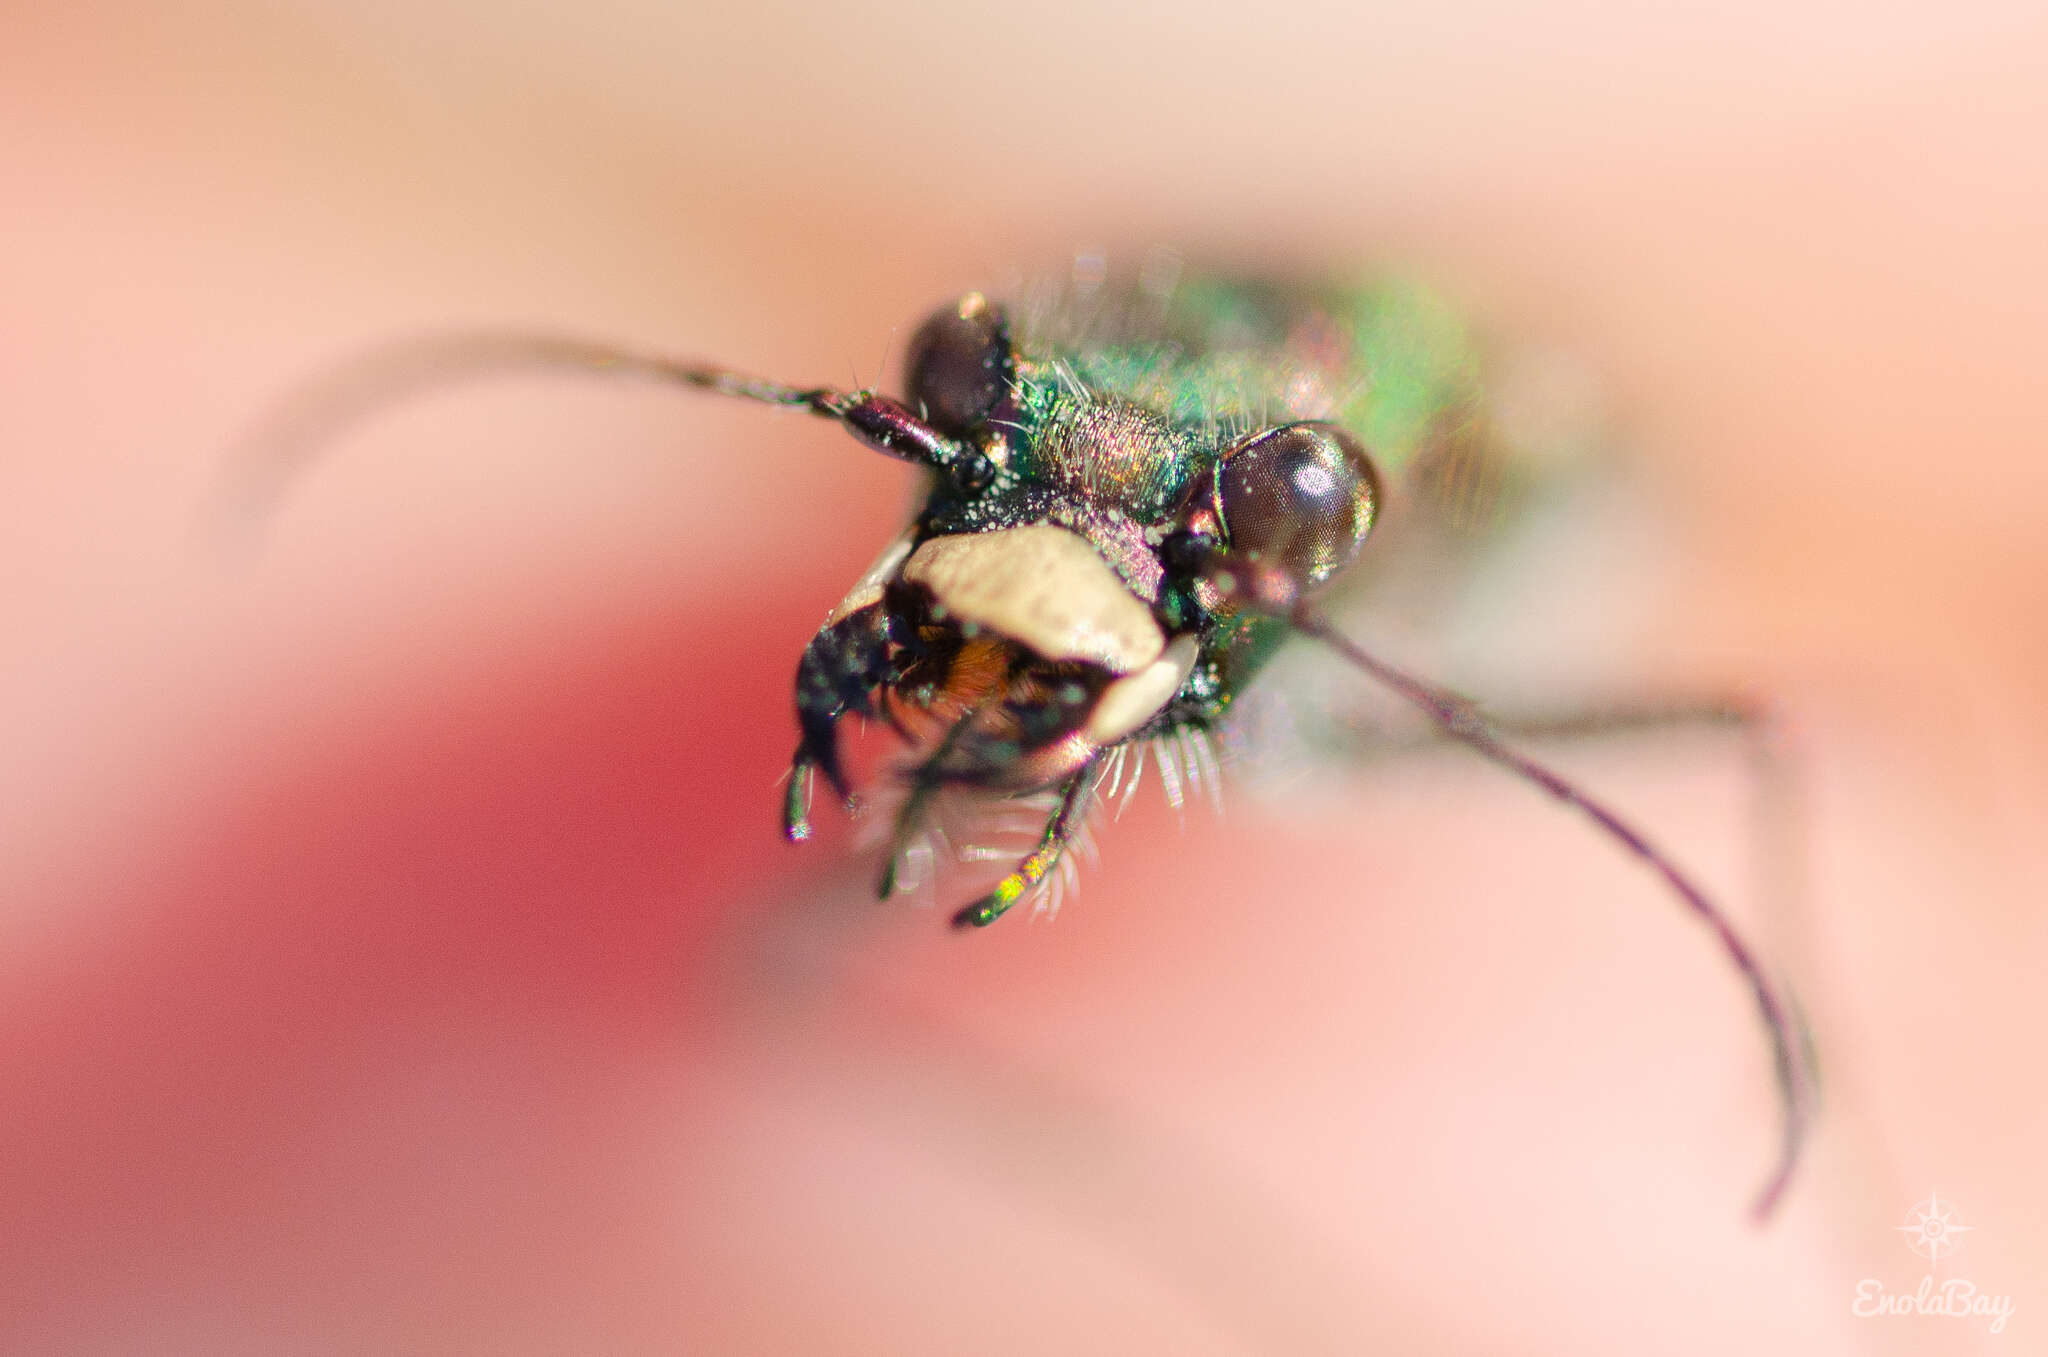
782, 268, 1509, 927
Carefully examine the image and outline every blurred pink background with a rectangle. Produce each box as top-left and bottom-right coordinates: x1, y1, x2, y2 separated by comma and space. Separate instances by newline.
4, 1, 2045, 1352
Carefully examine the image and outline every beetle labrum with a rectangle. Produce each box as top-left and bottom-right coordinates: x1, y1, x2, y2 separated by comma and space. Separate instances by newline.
225, 267, 1811, 1220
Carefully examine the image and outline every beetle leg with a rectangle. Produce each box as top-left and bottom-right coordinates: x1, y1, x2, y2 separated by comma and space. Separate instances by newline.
784, 604, 893, 841
1336, 695, 1801, 953
1404, 698, 1760, 748
1466, 699, 1809, 1046
952, 765, 1099, 929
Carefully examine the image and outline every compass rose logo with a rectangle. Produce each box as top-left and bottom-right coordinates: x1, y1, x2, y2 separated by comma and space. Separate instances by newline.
1896, 1192, 1974, 1266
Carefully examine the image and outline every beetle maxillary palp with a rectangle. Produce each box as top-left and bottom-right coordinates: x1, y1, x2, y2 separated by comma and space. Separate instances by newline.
951, 769, 1098, 929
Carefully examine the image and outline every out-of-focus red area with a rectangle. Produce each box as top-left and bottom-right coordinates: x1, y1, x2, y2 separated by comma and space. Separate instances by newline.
4, 2, 2045, 1352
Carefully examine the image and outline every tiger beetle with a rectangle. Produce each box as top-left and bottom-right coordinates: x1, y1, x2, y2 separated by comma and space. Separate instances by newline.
224, 259, 1812, 1221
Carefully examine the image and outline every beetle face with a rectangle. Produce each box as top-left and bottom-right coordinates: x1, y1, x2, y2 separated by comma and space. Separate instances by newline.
797, 290, 1390, 829
777, 274, 1503, 921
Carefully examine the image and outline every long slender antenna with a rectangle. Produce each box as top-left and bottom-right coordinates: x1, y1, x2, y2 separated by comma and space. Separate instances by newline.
213, 330, 990, 539
1286, 603, 1809, 1222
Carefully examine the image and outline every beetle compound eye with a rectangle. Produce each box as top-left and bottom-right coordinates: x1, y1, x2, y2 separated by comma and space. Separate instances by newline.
904, 293, 1011, 433
1214, 421, 1380, 591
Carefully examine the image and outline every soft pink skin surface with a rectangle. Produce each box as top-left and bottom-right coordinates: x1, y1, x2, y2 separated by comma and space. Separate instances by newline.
5, 4, 2046, 1352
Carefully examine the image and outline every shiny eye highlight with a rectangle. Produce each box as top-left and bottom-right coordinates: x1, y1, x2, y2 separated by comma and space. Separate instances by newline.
1212, 421, 1380, 591
903, 293, 1011, 434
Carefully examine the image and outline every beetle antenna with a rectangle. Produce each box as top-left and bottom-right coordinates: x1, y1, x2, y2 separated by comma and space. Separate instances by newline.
1285, 602, 1810, 1223
212, 330, 988, 541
